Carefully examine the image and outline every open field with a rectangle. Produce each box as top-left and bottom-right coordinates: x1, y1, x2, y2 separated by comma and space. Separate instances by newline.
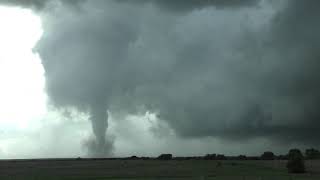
0, 159, 319, 180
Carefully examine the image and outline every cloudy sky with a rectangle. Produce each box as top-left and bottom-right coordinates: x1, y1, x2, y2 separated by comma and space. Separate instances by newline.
0, 0, 319, 158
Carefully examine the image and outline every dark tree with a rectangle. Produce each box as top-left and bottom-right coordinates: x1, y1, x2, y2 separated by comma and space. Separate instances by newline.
129, 156, 139, 160
141, 157, 151, 160
305, 148, 320, 160
204, 154, 217, 160
261, 151, 275, 160
238, 155, 247, 160
286, 149, 306, 173
216, 154, 227, 160
157, 154, 172, 160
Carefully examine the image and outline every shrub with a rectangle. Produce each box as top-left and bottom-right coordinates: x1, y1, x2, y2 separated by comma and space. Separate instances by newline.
286, 149, 306, 173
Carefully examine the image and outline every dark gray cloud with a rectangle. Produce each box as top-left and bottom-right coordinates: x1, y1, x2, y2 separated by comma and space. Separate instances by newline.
0, 0, 84, 10
0, 0, 258, 11
36, 0, 320, 155
118, 0, 259, 12
3, 0, 320, 156
264, 0, 320, 143
0, 0, 47, 9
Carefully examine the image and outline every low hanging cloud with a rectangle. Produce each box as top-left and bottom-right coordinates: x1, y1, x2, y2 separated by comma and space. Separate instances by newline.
0, 0, 47, 9
1, 0, 320, 156
0, 0, 84, 10
264, 0, 320, 143
118, 0, 259, 12
0, 0, 258, 11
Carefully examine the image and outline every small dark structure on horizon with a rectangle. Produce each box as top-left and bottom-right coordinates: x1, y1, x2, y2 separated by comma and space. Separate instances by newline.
216, 154, 227, 160
261, 151, 275, 160
238, 155, 247, 160
204, 154, 217, 160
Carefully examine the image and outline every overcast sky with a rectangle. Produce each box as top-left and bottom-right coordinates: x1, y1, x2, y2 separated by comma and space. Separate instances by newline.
0, 0, 319, 158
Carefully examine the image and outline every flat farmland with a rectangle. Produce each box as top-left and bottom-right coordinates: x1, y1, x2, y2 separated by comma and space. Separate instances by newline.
0, 159, 319, 180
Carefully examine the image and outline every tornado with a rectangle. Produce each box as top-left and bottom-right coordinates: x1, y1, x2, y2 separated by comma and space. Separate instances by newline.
85, 106, 113, 157
90, 107, 108, 147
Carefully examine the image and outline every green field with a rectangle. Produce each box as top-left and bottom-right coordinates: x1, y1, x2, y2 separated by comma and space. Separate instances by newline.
0, 159, 319, 180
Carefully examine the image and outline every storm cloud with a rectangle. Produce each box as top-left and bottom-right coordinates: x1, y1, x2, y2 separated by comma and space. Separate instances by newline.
1, 0, 320, 156
0, 0, 47, 9
118, 0, 259, 12
0, 0, 84, 10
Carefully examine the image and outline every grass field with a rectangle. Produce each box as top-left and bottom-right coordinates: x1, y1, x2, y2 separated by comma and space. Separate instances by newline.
0, 159, 319, 180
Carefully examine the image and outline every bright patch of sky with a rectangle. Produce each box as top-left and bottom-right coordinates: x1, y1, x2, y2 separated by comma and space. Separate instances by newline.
0, 6, 45, 129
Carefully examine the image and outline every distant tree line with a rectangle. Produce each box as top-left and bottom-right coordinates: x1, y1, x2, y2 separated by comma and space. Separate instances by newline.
204, 148, 319, 161
118, 148, 320, 174
305, 148, 320, 159
123, 148, 320, 161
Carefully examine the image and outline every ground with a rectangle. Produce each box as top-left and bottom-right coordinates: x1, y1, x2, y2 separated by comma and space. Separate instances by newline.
0, 159, 319, 179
